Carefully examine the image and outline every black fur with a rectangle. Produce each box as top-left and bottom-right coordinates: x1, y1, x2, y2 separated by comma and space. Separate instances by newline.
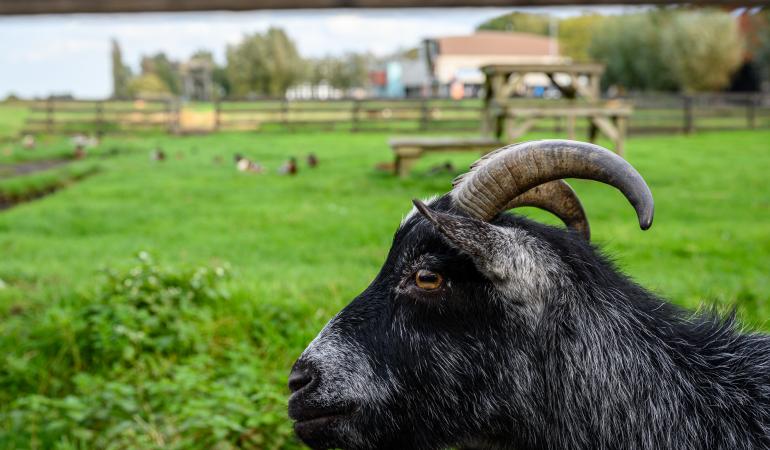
289, 194, 770, 449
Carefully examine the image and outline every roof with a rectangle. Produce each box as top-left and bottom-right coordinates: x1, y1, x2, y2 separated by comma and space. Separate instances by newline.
434, 32, 558, 57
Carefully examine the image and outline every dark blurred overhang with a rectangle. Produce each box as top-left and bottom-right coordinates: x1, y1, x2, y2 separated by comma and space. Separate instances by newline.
0, 0, 763, 16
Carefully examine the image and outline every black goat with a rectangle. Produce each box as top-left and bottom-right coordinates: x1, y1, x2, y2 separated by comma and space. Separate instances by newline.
288, 140, 770, 450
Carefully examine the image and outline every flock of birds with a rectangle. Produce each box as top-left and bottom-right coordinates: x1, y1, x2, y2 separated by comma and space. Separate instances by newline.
15, 134, 320, 177
151, 145, 319, 176
15, 134, 98, 160
15, 133, 449, 178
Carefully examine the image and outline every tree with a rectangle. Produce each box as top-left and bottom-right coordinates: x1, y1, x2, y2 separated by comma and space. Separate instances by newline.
477, 11, 550, 35
558, 14, 605, 61
306, 56, 334, 87
589, 9, 744, 93
303, 53, 372, 96
226, 27, 304, 97
128, 73, 171, 98
330, 53, 371, 90
191, 49, 214, 62
141, 53, 181, 95
589, 12, 679, 92
661, 10, 744, 92
111, 39, 132, 99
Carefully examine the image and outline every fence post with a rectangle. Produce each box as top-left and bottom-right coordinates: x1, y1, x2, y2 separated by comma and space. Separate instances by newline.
46, 97, 54, 134
419, 99, 429, 131
281, 99, 289, 130
554, 115, 562, 133
214, 98, 221, 132
351, 99, 360, 132
683, 95, 694, 134
747, 94, 757, 130
95, 101, 104, 136
167, 99, 180, 134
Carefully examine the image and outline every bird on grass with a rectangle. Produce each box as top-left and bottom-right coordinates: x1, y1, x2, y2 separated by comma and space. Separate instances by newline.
234, 153, 264, 173
151, 147, 166, 161
21, 135, 35, 150
73, 145, 87, 160
307, 153, 319, 168
279, 157, 298, 175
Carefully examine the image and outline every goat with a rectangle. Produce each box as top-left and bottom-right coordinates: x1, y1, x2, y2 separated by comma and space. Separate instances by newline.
288, 140, 770, 450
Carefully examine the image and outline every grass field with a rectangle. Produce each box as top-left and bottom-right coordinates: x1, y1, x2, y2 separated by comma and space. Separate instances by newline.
0, 103, 28, 140
0, 128, 769, 448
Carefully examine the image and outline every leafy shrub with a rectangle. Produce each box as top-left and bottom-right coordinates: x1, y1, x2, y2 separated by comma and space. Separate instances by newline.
78, 252, 230, 366
0, 254, 300, 449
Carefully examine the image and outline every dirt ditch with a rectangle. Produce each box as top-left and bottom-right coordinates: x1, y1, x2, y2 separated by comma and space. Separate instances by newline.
0, 167, 101, 211
0, 159, 72, 179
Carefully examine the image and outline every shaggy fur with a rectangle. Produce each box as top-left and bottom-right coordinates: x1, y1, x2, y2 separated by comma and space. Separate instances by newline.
288, 194, 770, 450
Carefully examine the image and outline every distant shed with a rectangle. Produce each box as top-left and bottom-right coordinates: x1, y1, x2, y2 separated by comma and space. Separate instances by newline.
424, 31, 566, 97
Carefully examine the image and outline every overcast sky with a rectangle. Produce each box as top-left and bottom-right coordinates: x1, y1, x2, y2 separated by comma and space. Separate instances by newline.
0, 7, 642, 98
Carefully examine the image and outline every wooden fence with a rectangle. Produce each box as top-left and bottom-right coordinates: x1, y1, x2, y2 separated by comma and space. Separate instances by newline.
622, 93, 770, 134
19, 93, 770, 137
21, 99, 177, 135
212, 98, 484, 133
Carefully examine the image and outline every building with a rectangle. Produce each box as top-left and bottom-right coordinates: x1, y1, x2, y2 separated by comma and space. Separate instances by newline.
380, 31, 568, 98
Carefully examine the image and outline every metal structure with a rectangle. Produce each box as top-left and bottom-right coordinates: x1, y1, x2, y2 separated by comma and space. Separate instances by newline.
1, 0, 763, 15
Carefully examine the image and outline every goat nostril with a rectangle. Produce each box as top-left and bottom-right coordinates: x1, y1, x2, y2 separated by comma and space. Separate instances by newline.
288, 368, 313, 393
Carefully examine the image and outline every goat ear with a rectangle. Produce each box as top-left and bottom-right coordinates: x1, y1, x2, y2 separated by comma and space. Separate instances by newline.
412, 199, 518, 281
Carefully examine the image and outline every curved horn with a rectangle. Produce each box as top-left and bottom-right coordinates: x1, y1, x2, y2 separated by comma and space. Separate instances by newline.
451, 140, 654, 230
505, 180, 590, 240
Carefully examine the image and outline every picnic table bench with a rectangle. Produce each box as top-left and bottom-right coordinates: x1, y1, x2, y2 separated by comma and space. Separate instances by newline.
388, 136, 504, 178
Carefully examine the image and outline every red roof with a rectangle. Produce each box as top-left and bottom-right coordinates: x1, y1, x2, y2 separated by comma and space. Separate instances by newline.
436, 31, 557, 57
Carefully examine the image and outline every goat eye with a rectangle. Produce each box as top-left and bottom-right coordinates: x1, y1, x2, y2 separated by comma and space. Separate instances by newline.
415, 269, 443, 290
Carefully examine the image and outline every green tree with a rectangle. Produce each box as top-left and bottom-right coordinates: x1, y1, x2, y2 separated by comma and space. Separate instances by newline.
141, 53, 181, 95
331, 53, 371, 90
111, 39, 132, 99
558, 14, 605, 61
306, 53, 371, 91
191, 49, 214, 62
306, 57, 333, 86
590, 10, 744, 92
128, 73, 171, 98
477, 11, 550, 35
226, 28, 304, 97
226, 33, 267, 97
661, 10, 744, 92
589, 12, 679, 91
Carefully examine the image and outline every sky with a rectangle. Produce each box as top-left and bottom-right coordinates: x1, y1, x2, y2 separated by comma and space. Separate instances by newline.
0, 7, 643, 99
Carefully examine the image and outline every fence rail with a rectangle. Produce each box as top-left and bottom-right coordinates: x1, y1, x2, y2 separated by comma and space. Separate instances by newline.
21, 99, 177, 135
18, 93, 770, 137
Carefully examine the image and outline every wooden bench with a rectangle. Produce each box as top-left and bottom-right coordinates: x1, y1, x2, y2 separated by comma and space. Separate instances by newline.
388, 136, 504, 178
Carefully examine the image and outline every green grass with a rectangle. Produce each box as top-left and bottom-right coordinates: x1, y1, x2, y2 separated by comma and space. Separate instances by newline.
0, 129, 768, 448
0, 102, 28, 140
